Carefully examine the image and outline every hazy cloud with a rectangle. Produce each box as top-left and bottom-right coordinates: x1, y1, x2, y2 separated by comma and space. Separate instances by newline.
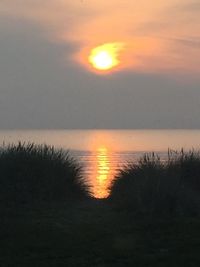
0, 0, 200, 74
0, 1, 200, 129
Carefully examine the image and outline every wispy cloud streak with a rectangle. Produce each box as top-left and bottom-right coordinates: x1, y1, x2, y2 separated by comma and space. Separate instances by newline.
0, 0, 199, 74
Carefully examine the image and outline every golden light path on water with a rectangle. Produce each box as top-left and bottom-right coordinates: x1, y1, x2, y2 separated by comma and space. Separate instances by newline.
93, 146, 111, 198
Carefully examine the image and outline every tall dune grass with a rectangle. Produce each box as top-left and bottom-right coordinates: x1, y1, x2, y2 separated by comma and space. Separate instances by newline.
0, 142, 90, 205
109, 150, 200, 217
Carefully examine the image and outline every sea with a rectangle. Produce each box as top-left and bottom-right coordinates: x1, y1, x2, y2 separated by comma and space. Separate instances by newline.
0, 130, 200, 198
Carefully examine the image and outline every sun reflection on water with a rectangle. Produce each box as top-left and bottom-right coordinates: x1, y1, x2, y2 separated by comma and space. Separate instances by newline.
92, 146, 113, 199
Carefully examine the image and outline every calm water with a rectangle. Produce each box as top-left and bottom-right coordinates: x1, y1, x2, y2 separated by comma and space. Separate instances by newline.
1, 130, 200, 198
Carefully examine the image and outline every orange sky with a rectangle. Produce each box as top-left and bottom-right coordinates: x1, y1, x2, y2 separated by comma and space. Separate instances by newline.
0, 0, 199, 74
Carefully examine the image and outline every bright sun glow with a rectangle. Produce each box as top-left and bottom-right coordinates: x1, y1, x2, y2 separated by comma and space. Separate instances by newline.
88, 43, 124, 71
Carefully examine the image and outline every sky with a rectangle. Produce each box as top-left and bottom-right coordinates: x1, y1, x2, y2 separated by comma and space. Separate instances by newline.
0, 0, 200, 129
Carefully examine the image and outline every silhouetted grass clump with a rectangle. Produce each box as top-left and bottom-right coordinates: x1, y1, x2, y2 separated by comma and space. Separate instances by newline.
109, 150, 200, 217
0, 142, 89, 205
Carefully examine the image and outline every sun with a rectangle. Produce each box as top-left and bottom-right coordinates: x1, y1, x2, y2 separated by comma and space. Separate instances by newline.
88, 43, 124, 71
91, 51, 114, 70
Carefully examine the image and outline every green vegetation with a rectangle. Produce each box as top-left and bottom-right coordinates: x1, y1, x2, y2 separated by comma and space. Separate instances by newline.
0, 142, 90, 205
109, 150, 200, 218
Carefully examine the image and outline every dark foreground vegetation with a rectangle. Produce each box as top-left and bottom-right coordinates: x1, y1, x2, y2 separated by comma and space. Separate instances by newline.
0, 142, 89, 205
1, 145, 200, 266
109, 150, 200, 218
